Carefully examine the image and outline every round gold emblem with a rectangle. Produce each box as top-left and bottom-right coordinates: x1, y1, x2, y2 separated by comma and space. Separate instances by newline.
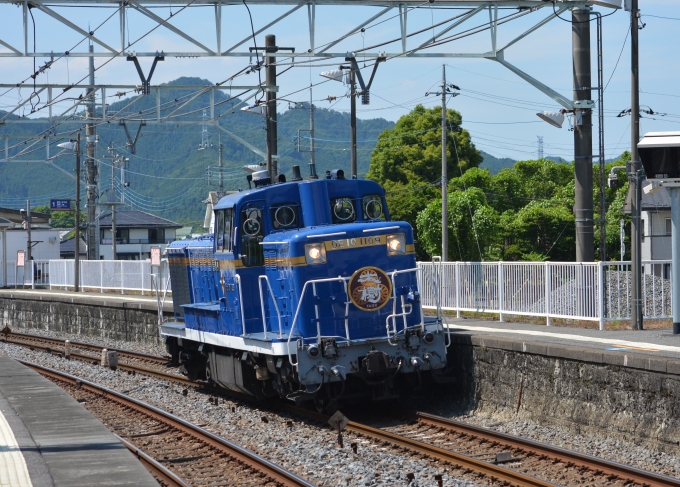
348, 266, 392, 312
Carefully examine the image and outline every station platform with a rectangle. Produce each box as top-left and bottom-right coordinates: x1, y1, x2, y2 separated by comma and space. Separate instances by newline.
447, 318, 680, 374
0, 288, 173, 313
0, 354, 159, 487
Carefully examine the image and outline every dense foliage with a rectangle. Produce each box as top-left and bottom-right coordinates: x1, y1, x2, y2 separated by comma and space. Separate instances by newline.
368, 105, 631, 262
366, 104, 482, 259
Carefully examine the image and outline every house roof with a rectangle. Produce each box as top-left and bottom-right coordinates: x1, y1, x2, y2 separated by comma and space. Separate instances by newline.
60, 236, 87, 255
641, 179, 671, 211
97, 209, 181, 229
0, 207, 50, 224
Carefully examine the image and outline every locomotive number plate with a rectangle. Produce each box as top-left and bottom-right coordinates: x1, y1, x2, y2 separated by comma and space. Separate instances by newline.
329, 235, 382, 250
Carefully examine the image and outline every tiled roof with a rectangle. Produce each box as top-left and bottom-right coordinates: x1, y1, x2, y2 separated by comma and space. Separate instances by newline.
97, 209, 181, 229
60, 236, 87, 254
641, 179, 671, 211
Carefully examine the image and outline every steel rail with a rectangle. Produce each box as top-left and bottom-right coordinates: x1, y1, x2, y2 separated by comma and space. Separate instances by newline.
408, 411, 680, 487
4, 332, 169, 363
6, 333, 675, 486
273, 404, 556, 487
19, 360, 317, 487
116, 435, 192, 487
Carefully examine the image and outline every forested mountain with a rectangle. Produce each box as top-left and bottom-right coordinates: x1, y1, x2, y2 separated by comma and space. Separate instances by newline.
0, 77, 392, 227
0, 77, 519, 230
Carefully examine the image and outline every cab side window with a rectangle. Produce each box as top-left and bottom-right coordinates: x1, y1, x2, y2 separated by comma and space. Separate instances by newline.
215, 210, 225, 250
215, 208, 234, 252
240, 207, 264, 266
331, 197, 356, 224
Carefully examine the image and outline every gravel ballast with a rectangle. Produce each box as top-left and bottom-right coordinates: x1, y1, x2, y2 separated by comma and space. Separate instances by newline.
0, 340, 477, 487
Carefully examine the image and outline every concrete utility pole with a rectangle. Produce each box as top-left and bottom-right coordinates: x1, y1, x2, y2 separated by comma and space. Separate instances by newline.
265, 34, 278, 181
441, 65, 448, 262
75, 132, 81, 292
572, 7, 594, 263
86, 43, 98, 260
630, 0, 643, 330
349, 68, 357, 179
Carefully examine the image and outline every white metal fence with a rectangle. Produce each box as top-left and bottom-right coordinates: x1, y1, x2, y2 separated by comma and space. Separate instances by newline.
2, 258, 672, 328
0, 260, 50, 288
418, 260, 673, 329
48, 259, 170, 295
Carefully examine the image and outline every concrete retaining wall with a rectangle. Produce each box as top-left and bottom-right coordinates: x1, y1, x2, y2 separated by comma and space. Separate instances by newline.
0, 297, 162, 345
447, 334, 680, 454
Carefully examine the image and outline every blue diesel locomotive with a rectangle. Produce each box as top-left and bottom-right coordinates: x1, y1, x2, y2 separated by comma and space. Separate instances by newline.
160, 167, 448, 408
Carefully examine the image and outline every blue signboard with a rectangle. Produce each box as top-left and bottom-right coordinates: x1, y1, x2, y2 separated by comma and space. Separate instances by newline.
50, 199, 71, 211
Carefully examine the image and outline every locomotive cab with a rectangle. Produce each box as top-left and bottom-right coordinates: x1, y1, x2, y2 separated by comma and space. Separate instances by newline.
160, 169, 448, 408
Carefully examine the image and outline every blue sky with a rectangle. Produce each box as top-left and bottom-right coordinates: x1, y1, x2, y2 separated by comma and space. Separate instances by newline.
0, 0, 678, 163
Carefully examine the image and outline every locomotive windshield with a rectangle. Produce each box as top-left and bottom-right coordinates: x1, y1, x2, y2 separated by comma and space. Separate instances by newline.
362, 194, 385, 221
271, 203, 300, 230
331, 197, 356, 223
240, 206, 265, 266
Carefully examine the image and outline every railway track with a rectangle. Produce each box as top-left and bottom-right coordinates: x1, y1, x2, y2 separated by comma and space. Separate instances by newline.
5, 332, 680, 487
1, 330, 169, 365
20, 360, 315, 487
380, 411, 680, 487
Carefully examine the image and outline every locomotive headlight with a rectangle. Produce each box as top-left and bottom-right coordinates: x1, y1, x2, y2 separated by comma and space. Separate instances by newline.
305, 243, 327, 265
386, 234, 405, 255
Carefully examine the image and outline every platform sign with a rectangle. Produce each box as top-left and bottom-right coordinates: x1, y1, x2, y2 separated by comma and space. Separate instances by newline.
16, 250, 25, 267
638, 132, 680, 181
150, 246, 161, 267
50, 199, 71, 211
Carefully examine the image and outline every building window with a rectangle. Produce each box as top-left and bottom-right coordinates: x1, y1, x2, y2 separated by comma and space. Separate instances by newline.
116, 228, 129, 244
666, 218, 672, 236
149, 228, 165, 244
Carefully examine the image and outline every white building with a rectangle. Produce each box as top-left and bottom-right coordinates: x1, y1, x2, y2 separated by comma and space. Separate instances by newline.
97, 208, 181, 260
0, 208, 59, 286
640, 179, 672, 278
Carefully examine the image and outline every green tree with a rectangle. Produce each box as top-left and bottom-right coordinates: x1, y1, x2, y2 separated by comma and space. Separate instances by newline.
33, 205, 76, 228
367, 104, 482, 256
416, 187, 499, 261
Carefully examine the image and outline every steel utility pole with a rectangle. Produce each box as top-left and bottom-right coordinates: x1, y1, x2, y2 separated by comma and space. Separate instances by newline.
441, 65, 448, 262
75, 133, 81, 292
265, 34, 278, 181
630, 0, 643, 330
86, 43, 98, 260
309, 86, 318, 179
572, 6, 594, 263
349, 68, 357, 179
218, 135, 224, 193
25, 200, 32, 262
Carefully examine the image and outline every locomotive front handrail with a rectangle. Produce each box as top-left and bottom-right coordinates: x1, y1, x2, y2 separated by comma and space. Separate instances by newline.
386, 267, 426, 344
287, 267, 428, 367
258, 275, 283, 338
234, 274, 246, 337
287, 276, 348, 366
